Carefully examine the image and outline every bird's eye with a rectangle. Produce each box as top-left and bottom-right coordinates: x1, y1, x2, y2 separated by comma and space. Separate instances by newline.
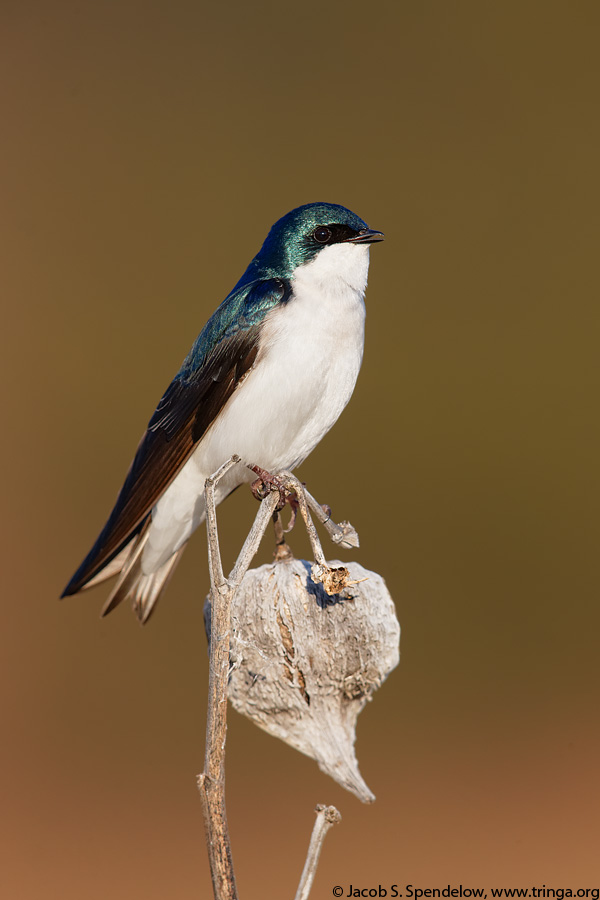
313, 226, 332, 244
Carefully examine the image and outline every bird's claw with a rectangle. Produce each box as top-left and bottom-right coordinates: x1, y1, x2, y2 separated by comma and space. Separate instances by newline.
249, 465, 296, 515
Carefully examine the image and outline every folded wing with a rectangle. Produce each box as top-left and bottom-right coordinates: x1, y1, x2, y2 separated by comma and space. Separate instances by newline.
61, 277, 290, 597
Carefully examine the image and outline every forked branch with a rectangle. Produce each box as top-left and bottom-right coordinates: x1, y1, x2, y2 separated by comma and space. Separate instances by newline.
198, 457, 353, 900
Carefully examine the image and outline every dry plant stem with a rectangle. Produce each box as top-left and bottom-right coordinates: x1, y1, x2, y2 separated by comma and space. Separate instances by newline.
277, 472, 328, 566
273, 510, 285, 546
198, 454, 279, 900
294, 806, 342, 900
303, 486, 360, 549
198, 458, 354, 900
229, 492, 281, 586
272, 511, 293, 561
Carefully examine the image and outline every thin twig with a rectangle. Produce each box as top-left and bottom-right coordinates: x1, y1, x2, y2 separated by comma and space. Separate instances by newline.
205, 455, 240, 589
198, 456, 279, 900
229, 492, 280, 587
303, 486, 360, 549
272, 510, 294, 560
294, 805, 342, 900
198, 459, 357, 900
277, 472, 328, 566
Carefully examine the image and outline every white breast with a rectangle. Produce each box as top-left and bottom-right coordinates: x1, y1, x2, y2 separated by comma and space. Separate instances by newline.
201, 241, 369, 472
142, 242, 370, 573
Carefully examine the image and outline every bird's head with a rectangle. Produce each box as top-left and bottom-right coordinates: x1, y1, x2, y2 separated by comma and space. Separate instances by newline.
245, 202, 384, 284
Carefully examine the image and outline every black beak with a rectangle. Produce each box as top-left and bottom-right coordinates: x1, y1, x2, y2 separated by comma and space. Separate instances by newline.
345, 228, 385, 244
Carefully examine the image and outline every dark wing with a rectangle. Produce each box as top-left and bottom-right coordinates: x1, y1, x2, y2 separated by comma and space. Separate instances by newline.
61, 277, 291, 596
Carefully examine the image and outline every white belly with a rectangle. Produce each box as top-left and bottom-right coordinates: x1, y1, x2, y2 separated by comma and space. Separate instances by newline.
142, 242, 369, 574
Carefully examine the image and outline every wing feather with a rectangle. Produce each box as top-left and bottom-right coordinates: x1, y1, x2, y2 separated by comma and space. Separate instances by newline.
62, 277, 290, 597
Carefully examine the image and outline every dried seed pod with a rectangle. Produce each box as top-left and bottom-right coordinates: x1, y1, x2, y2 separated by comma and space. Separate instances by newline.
208, 558, 400, 803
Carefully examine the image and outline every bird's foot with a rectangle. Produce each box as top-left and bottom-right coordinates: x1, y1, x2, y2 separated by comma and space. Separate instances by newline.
248, 464, 298, 519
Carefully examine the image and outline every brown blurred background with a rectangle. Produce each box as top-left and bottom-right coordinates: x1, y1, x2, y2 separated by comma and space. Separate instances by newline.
2, 1, 599, 897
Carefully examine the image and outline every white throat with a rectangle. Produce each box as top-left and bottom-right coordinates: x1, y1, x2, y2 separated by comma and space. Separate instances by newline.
292, 241, 370, 296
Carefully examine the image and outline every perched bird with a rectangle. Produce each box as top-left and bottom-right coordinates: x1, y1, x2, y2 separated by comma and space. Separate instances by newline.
61, 202, 383, 622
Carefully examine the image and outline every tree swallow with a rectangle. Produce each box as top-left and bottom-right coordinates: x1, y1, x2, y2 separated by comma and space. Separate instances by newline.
61, 202, 384, 622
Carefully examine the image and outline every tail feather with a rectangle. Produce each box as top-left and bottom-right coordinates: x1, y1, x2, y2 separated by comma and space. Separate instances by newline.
79, 544, 132, 590
132, 548, 186, 624
100, 521, 187, 623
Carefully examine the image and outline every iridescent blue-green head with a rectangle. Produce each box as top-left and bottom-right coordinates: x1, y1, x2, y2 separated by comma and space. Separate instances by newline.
241, 202, 384, 283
